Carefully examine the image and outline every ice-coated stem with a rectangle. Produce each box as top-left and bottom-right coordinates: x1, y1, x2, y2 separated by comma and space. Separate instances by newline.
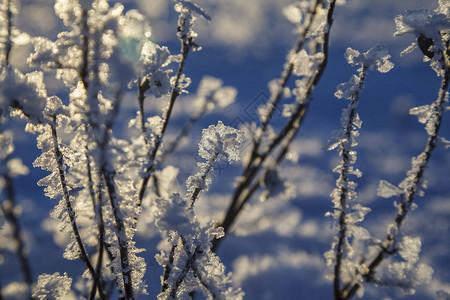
49, 120, 97, 282
342, 48, 449, 300
138, 26, 191, 206
334, 66, 367, 300
215, 0, 337, 249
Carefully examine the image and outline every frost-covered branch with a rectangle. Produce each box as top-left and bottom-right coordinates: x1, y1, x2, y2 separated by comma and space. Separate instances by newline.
342, 38, 449, 300
250, 0, 321, 154
216, 0, 338, 249
82, 140, 106, 300
323, 45, 394, 300
137, 1, 210, 206
47, 119, 97, 282
156, 122, 243, 299
155, 194, 243, 300
329, 65, 367, 300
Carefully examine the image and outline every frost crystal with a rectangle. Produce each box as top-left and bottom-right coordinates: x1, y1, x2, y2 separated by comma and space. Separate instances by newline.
174, 0, 210, 51
379, 236, 433, 295
335, 74, 361, 100
198, 121, 243, 163
410, 104, 433, 124
377, 180, 403, 198
32, 272, 72, 299
290, 50, 325, 77
344, 45, 394, 73
394, 1, 450, 75
325, 44, 395, 295
154, 192, 243, 299
399, 236, 421, 264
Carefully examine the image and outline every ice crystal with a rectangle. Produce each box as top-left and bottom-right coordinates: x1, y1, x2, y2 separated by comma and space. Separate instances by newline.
198, 121, 243, 164
290, 50, 325, 77
378, 236, 434, 295
32, 272, 72, 299
377, 180, 403, 198
344, 45, 394, 73
394, 1, 449, 75
174, 0, 210, 50
154, 191, 243, 299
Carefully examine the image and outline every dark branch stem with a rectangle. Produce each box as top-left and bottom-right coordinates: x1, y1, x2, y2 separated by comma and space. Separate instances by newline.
3, 0, 13, 65
214, 0, 337, 251
0, 174, 33, 298
137, 37, 191, 206
96, 93, 135, 300
86, 147, 106, 300
49, 120, 97, 280
334, 66, 367, 300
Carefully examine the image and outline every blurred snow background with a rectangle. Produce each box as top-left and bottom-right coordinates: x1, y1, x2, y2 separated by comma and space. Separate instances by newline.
2, 0, 450, 299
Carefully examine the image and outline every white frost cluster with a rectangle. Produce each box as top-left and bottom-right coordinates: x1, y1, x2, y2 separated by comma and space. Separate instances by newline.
344, 45, 394, 73
394, 0, 450, 75
135, 36, 175, 98
32, 272, 72, 300
174, 0, 210, 50
290, 50, 325, 77
154, 122, 243, 298
154, 193, 243, 299
187, 121, 243, 200
0, 67, 47, 124
198, 121, 243, 164
379, 236, 434, 295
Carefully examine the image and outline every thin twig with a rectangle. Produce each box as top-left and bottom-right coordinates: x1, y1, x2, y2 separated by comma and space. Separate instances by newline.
49, 119, 97, 280
168, 242, 202, 299
333, 66, 368, 300
0, 176, 33, 298
86, 147, 106, 300
96, 92, 135, 300
137, 32, 191, 206
161, 243, 177, 293
214, 0, 337, 251
3, 0, 13, 66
